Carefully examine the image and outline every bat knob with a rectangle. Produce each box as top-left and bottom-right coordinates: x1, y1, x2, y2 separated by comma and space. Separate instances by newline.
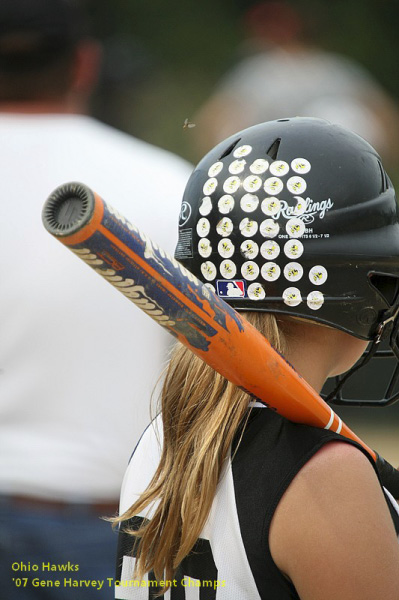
42, 182, 95, 237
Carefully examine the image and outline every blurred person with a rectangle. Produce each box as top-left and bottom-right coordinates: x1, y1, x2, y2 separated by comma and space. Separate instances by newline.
0, 0, 192, 598
194, 1, 399, 169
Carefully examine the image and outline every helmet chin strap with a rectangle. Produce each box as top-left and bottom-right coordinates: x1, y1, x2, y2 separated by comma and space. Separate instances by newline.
325, 306, 399, 405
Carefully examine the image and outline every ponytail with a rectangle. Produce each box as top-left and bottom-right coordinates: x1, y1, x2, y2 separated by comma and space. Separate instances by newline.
116, 312, 287, 590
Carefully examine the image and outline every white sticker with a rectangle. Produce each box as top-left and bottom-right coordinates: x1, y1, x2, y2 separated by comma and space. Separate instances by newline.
233, 144, 252, 158
240, 193, 259, 213
216, 217, 234, 237
218, 238, 235, 258
284, 262, 303, 282
261, 197, 281, 216
260, 219, 280, 238
223, 176, 241, 194
203, 177, 218, 196
264, 177, 283, 195
240, 240, 259, 260
208, 162, 224, 177
286, 218, 305, 238
292, 196, 307, 216
220, 259, 237, 279
241, 261, 259, 281
283, 287, 302, 307
199, 196, 212, 216
284, 239, 304, 259
287, 176, 307, 194
269, 161, 289, 176
204, 282, 216, 294
197, 217, 210, 237
201, 261, 217, 281
291, 158, 311, 174
229, 159, 246, 174
240, 218, 258, 237
261, 262, 281, 282
198, 238, 212, 258
218, 195, 235, 214
248, 282, 266, 300
250, 159, 269, 174
261, 240, 280, 260
307, 290, 324, 310
309, 265, 328, 285
243, 175, 262, 193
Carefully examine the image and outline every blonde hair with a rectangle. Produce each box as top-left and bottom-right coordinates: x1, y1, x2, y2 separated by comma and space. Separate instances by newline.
116, 312, 287, 591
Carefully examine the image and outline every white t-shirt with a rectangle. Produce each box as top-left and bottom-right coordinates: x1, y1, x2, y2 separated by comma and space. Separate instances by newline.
0, 113, 192, 502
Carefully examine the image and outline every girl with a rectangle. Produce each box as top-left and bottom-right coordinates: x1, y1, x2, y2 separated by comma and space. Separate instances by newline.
115, 118, 399, 599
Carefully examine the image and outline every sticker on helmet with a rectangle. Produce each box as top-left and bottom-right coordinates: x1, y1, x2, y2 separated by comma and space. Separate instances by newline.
220, 259, 237, 279
216, 217, 234, 237
241, 240, 259, 259
208, 161, 224, 177
241, 261, 259, 281
307, 290, 324, 310
284, 262, 303, 282
229, 159, 246, 174
269, 161, 289, 176
233, 145, 252, 158
248, 282, 266, 300
286, 217, 305, 238
243, 175, 262, 193
261, 262, 281, 282
218, 238, 235, 258
199, 196, 212, 216
204, 282, 216, 294
216, 280, 246, 298
250, 159, 269, 174
198, 238, 212, 258
287, 176, 307, 194
264, 177, 284, 195
240, 218, 258, 237
223, 176, 241, 194
292, 196, 307, 216
284, 239, 304, 259
261, 240, 280, 260
240, 193, 259, 213
261, 197, 281, 216
260, 219, 280, 238
197, 217, 210, 237
203, 177, 218, 196
309, 265, 328, 285
201, 261, 217, 281
218, 195, 235, 214
283, 287, 302, 307
291, 158, 311, 174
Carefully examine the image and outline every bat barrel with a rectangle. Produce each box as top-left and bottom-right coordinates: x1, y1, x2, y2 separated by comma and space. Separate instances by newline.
42, 182, 95, 237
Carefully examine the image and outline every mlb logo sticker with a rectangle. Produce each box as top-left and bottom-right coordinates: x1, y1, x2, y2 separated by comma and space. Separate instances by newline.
217, 280, 247, 299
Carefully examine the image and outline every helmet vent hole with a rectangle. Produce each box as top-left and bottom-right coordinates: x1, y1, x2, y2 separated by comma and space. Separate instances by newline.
218, 138, 241, 160
377, 160, 389, 193
266, 138, 281, 160
369, 274, 399, 306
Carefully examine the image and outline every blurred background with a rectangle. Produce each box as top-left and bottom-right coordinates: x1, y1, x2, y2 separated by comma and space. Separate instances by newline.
85, 0, 399, 464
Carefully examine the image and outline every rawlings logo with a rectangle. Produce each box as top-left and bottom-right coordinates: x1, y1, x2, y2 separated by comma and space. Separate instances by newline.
276, 197, 334, 223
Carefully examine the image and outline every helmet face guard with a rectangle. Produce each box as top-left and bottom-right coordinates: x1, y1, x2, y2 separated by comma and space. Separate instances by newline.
175, 118, 399, 406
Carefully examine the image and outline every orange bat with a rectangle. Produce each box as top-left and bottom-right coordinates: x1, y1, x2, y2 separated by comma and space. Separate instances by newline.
42, 182, 399, 497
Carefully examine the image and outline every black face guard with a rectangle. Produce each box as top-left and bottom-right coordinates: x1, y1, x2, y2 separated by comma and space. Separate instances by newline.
323, 307, 399, 407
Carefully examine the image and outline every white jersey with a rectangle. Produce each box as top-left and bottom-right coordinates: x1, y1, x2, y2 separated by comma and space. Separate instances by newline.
0, 113, 192, 501
116, 410, 399, 600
